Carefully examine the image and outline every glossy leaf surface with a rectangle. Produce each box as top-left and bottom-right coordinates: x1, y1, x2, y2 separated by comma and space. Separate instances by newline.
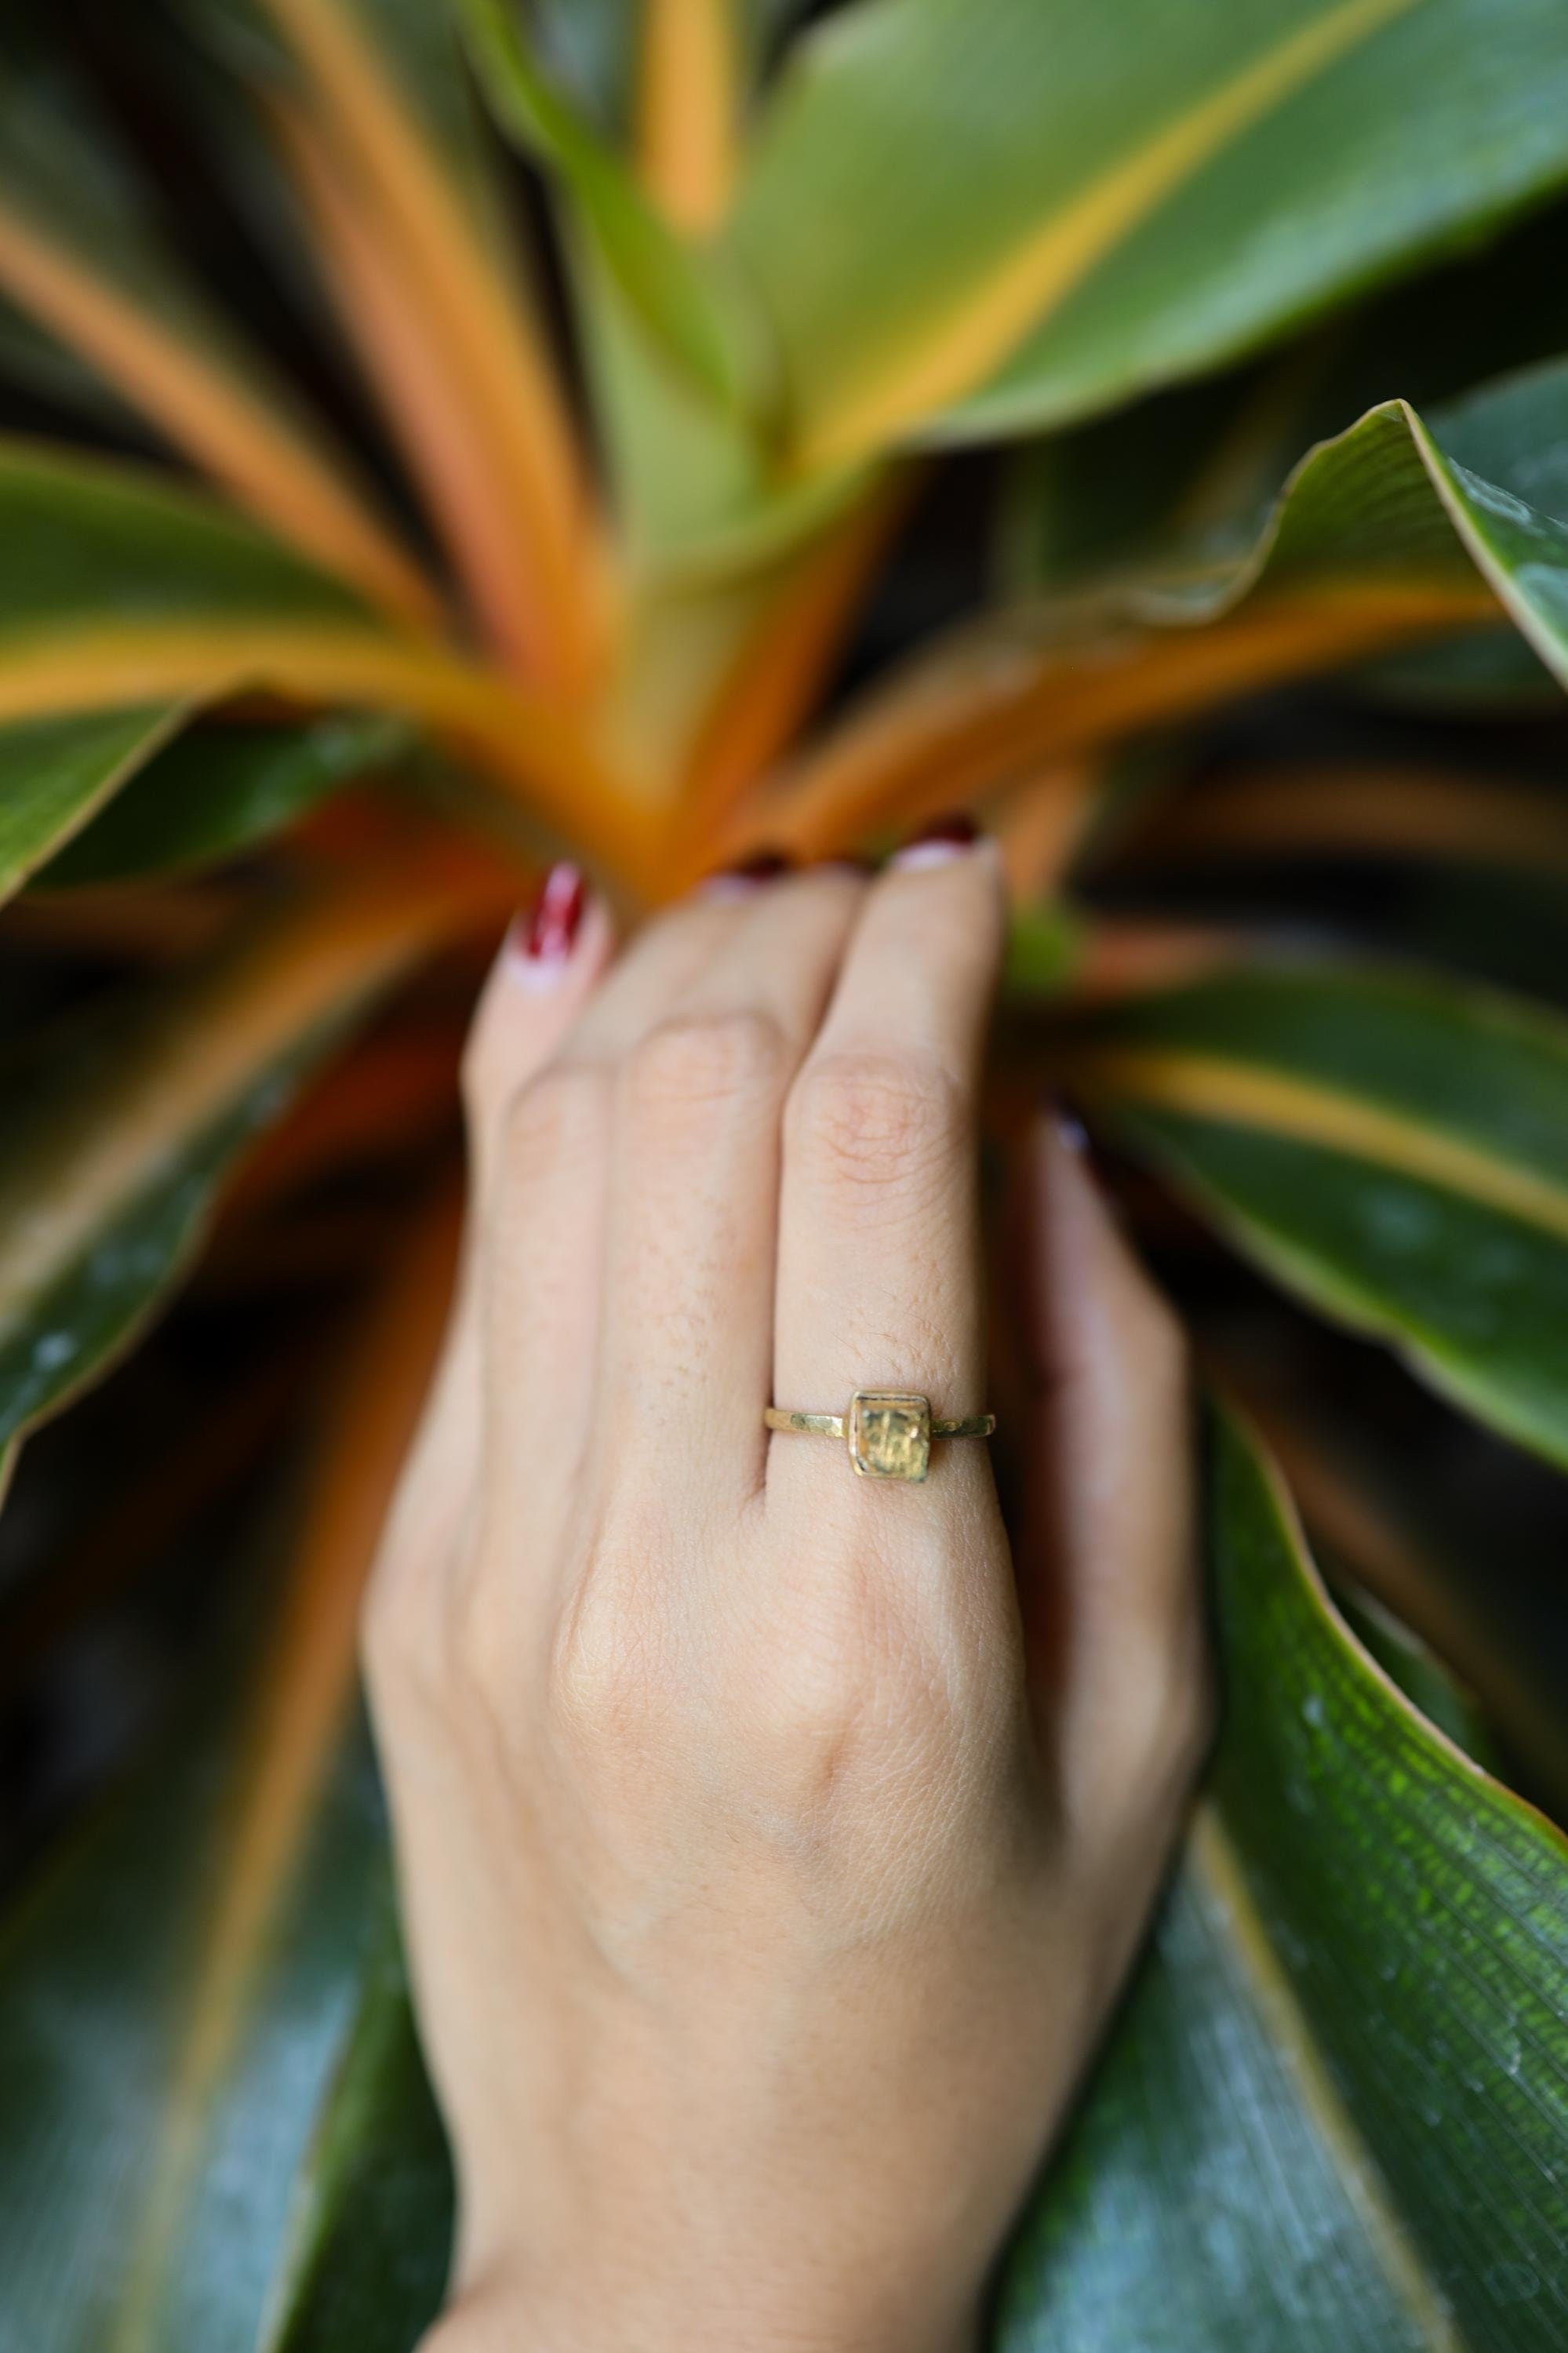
1000, 1409, 1568, 2350
1071, 963, 1568, 1468
730, 0, 1568, 471
746, 384, 1564, 863
0, 1702, 438, 2353
1001, 205, 1568, 606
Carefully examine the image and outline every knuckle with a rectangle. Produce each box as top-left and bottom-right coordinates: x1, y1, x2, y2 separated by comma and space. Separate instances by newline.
624, 1009, 788, 1132
748, 1584, 963, 1812
499, 1060, 609, 1200
788, 1049, 966, 1203
546, 1578, 670, 1762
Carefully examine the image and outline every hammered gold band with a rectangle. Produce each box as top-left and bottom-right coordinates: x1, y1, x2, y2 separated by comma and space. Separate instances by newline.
765, 1391, 996, 1482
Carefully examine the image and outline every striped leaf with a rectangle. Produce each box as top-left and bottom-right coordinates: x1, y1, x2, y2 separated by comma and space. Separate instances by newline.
0, 708, 191, 903
457, 0, 756, 406
1068, 962, 1568, 1469
729, 0, 1568, 472
741, 370, 1568, 864
0, 1205, 458, 2353
0, 871, 461, 1457
0, 445, 641, 875
0, 65, 435, 625
179, 0, 606, 688
1000, 1408, 1568, 2351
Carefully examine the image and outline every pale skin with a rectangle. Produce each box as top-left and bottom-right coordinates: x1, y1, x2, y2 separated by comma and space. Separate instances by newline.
366, 835, 1206, 2353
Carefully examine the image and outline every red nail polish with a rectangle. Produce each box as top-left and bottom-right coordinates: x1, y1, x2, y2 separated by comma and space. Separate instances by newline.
518, 861, 585, 967
890, 811, 982, 870
913, 812, 980, 849
700, 848, 791, 899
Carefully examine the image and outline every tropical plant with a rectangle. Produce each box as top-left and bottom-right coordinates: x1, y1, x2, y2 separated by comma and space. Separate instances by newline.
0, 1, 1566, 2345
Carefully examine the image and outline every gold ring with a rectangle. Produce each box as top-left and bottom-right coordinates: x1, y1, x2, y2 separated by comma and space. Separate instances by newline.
764, 1390, 996, 1482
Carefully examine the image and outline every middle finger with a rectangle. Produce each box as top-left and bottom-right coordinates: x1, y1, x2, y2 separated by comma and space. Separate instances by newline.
590, 865, 868, 1518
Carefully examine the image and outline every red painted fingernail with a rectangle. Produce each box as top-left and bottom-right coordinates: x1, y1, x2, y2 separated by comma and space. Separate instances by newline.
700, 848, 791, 900
891, 811, 981, 870
506, 861, 585, 986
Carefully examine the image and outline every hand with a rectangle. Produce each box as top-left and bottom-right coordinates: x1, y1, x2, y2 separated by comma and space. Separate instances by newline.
366, 839, 1204, 2353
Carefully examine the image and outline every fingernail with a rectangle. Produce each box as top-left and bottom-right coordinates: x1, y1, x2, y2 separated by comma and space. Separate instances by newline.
890, 812, 981, 871
1049, 1098, 1091, 1156
505, 861, 586, 988
700, 848, 791, 901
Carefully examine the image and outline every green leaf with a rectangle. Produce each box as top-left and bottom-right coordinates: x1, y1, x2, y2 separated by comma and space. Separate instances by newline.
0, 1675, 449, 2353
571, 225, 864, 579
262, 1923, 451, 2353
1070, 961, 1568, 1470
0, 62, 435, 624
1331, 1583, 1504, 1777
1000, 1407, 1568, 2350
0, 707, 191, 902
994, 220, 1568, 718
759, 382, 1568, 857
457, 0, 759, 410
1101, 367, 1568, 666
528, 0, 812, 137
0, 446, 598, 857
0, 1191, 460, 2351
0, 441, 373, 638
730, 0, 1568, 474
174, 0, 511, 247
0, 876, 455, 1455
34, 714, 413, 888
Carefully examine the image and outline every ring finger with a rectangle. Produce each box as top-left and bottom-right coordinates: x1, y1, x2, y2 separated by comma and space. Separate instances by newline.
771, 827, 1007, 1527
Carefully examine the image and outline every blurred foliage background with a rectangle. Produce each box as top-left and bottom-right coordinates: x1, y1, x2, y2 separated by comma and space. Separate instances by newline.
0, 3, 1566, 2348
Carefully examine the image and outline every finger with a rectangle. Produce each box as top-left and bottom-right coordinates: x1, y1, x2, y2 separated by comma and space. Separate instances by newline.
463, 863, 615, 1201
772, 831, 1006, 1519
441, 867, 612, 1524
592, 866, 868, 1520
482, 860, 793, 1540
1006, 1114, 1200, 1832
557, 854, 786, 1068
373, 867, 613, 1609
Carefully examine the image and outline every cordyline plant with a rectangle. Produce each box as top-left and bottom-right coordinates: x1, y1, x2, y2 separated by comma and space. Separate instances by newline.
1, 0, 1567, 2345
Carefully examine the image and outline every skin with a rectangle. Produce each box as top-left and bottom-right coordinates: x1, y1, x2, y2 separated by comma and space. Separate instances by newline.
366, 842, 1206, 2353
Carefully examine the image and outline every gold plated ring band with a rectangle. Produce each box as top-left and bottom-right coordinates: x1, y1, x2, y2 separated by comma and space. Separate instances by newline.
764, 1390, 996, 1482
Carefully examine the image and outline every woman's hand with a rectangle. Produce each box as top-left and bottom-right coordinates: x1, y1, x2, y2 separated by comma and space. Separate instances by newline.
366, 838, 1204, 2353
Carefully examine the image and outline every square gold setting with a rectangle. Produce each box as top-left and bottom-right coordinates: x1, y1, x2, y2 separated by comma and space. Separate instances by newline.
847, 1390, 932, 1482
